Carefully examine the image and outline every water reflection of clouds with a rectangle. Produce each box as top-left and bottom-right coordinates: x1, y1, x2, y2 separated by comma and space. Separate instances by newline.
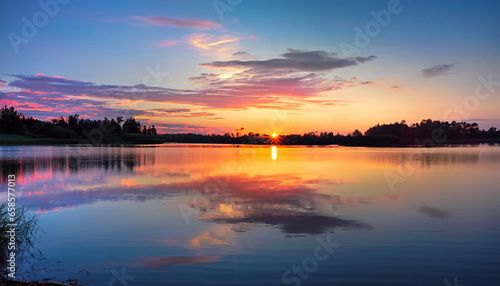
212, 213, 371, 235
15, 170, 374, 235
169, 174, 374, 234
189, 232, 232, 248
5, 146, 495, 235
418, 206, 450, 219
1, 148, 375, 234
3, 146, 498, 187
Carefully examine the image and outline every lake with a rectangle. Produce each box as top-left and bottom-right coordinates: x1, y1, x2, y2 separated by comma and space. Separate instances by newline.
1, 144, 499, 285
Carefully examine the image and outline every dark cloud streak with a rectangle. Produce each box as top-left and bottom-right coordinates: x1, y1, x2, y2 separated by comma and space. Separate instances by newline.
201, 49, 377, 71
421, 63, 459, 78
132, 16, 221, 30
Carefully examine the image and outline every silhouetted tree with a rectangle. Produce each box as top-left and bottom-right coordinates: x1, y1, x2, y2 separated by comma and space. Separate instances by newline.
352, 129, 363, 136
0, 106, 23, 134
123, 118, 142, 134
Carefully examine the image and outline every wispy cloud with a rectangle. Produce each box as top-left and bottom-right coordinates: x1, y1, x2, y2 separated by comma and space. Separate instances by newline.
158, 33, 247, 58
232, 51, 252, 59
159, 40, 183, 47
147, 108, 216, 118
183, 33, 243, 57
201, 49, 377, 71
233, 51, 250, 57
421, 63, 459, 78
132, 16, 221, 30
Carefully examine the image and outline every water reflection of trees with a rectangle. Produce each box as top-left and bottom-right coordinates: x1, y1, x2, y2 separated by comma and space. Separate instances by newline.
349, 149, 500, 168
0, 148, 156, 183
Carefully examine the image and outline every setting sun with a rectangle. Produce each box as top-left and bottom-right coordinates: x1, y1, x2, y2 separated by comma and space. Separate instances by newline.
272, 133, 278, 138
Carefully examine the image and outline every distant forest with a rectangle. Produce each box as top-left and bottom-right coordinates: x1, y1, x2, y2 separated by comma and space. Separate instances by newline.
0, 105, 160, 144
1, 106, 499, 146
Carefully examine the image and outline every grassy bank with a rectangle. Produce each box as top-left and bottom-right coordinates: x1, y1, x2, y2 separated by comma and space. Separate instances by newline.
0, 134, 81, 145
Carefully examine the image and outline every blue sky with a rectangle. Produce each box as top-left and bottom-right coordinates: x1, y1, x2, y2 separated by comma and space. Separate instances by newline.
1, 0, 499, 133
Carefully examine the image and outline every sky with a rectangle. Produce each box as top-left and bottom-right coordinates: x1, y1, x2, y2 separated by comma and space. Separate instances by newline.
1, 0, 499, 134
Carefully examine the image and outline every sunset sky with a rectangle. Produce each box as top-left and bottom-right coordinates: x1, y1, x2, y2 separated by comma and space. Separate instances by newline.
1, 0, 499, 134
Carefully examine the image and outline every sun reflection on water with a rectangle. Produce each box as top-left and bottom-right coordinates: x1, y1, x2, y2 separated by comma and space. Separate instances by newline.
271, 146, 277, 161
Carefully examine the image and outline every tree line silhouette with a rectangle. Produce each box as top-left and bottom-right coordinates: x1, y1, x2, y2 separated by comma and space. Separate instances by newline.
0, 106, 157, 143
1, 106, 499, 146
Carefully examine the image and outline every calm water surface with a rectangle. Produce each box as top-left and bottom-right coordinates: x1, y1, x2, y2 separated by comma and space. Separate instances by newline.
1, 145, 499, 285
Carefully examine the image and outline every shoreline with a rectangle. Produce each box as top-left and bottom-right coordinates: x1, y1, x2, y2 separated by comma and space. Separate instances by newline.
1, 136, 498, 148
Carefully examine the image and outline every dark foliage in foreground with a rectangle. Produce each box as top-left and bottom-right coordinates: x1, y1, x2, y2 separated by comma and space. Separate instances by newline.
0, 203, 86, 285
0, 203, 42, 279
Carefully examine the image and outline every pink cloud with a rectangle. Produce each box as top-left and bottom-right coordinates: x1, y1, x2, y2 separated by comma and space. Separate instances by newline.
148, 109, 217, 118
160, 40, 183, 47
132, 16, 221, 30
35, 73, 66, 79
22, 89, 57, 95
